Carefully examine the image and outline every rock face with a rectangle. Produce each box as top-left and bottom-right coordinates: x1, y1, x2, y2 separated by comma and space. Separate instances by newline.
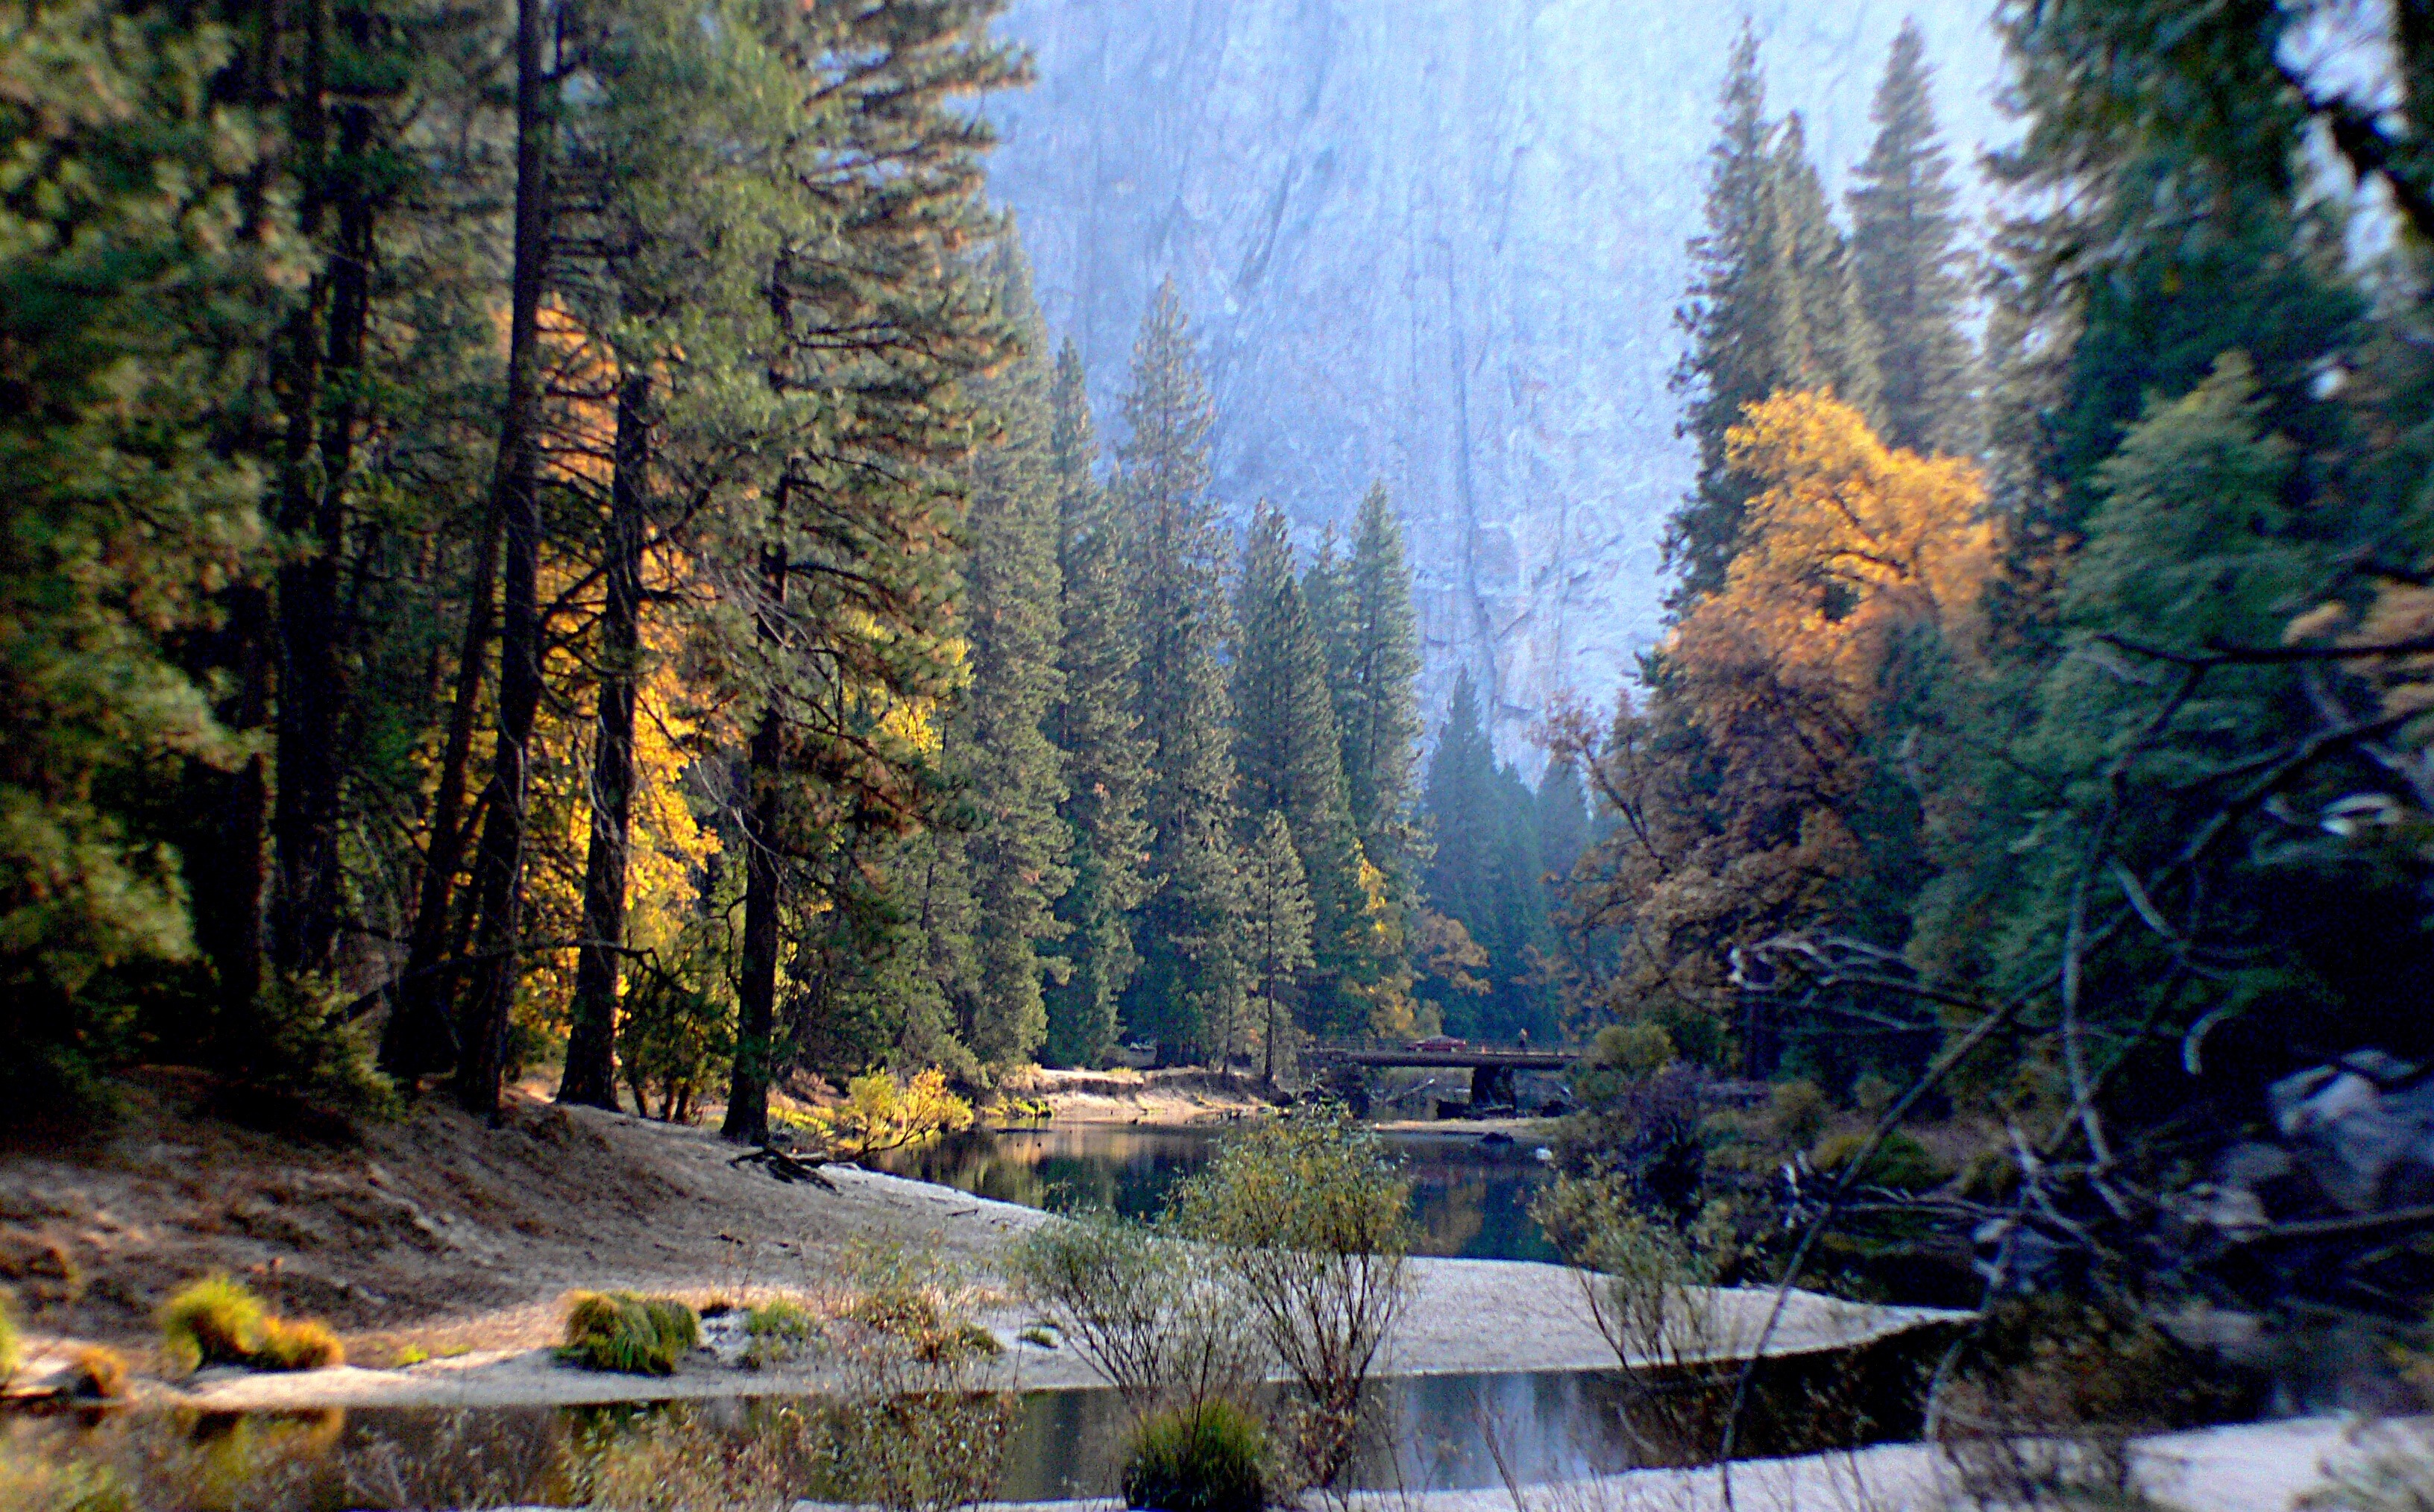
982, 0, 2007, 761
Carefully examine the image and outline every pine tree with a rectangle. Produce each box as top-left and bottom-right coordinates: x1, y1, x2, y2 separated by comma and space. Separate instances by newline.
0, 0, 297, 1111
720, 0, 1020, 1142
1420, 670, 1554, 1040
1848, 19, 1977, 457
1667, 27, 1883, 607
954, 244, 1072, 1067
1044, 341, 1150, 1068
1231, 502, 1369, 1032
1240, 810, 1315, 1086
1332, 483, 1424, 883
1118, 280, 1242, 1064
1772, 116, 1881, 424
1535, 755, 1593, 886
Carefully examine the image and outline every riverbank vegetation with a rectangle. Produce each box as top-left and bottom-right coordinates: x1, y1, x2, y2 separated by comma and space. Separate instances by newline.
1530, 0, 2434, 1440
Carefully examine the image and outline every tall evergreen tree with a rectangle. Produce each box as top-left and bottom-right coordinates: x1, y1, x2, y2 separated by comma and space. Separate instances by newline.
1240, 810, 1315, 1086
1535, 754, 1592, 886
953, 245, 1072, 1066
1118, 280, 1242, 1063
1330, 483, 1424, 883
1231, 502, 1368, 1033
1044, 341, 1150, 1068
1667, 27, 1883, 606
0, 0, 298, 1110
1848, 19, 1977, 457
1420, 670, 1555, 1041
720, 0, 1019, 1143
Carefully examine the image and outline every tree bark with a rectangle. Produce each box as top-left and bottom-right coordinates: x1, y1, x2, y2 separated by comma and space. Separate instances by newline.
272, 7, 371, 979
380, 508, 497, 1078
189, 588, 274, 1049
723, 523, 788, 1146
454, 0, 553, 1119
559, 372, 648, 1109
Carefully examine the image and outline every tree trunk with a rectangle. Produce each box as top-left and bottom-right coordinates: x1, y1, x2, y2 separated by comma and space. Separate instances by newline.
189, 588, 274, 1051
454, 0, 553, 1119
559, 373, 648, 1109
723, 527, 788, 1146
272, 19, 374, 980
381, 508, 500, 1077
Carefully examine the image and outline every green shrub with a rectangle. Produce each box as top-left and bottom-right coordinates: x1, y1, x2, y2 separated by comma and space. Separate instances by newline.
1770, 1080, 1829, 1146
560, 1291, 699, 1376
743, 1297, 820, 1367
0, 1291, 19, 1383
1122, 1402, 1266, 1512
160, 1276, 268, 1374
158, 1276, 345, 1376
1809, 1128, 1941, 1190
745, 1297, 817, 1341
1591, 1021, 1675, 1075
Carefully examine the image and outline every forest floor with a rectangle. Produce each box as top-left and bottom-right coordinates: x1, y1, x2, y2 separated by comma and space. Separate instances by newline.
0, 1070, 1958, 1411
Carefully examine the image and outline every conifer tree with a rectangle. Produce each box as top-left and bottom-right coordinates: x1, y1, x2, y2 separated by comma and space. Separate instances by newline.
1118, 280, 1242, 1063
1231, 502, 1369, 1032
1849, 19, 1977, 457
720, 0, 1019, 1142
1420, 670, 1555, 1040
0, 0, 297, 1110
1241, 810, 1315, 1086
1044, 341, 1150, 1068
1332, 483, 1424, 883
953, 245, 1072, 1067
1535, 755, 1593, 886
1667, 27, 1884, 606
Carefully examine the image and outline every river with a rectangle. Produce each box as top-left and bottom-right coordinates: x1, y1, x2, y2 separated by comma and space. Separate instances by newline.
864, 1121, 1565, 1263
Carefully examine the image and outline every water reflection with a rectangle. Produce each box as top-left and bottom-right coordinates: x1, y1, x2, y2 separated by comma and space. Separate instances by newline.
12, 1341, 1943, 1510
867, 1123, 1560, 1263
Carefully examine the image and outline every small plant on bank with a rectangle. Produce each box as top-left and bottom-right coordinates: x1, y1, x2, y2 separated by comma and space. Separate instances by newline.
793, 1068, 975, 1161
560, 1292, 699, 1376
1008, 1209, 1262, 1421
159, 1276, 347, 1375
1122, 1401, 1268, 1512
160, 1276, 266, 1373
68, 1346, 129, 1399
0, 1291, 19, 1384
741, 1297, 820, 1367
824, 1240, 1017, 1512
257, 1317, 344, 1371
1169, 1106, 1411, 1498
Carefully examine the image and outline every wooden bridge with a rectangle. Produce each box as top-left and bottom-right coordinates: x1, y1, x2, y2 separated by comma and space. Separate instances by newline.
1304, 1043, 1582, 1109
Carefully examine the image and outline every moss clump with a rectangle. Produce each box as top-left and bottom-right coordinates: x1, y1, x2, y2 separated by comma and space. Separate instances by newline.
1122, 1401, 1267, 1512
1809, 1128, 1942, 1191
560, 1291, 699, 1376
159, 1276, 344, 1375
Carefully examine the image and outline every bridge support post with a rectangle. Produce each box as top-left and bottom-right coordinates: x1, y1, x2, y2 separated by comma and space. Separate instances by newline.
1472, 1063, 1517, 1109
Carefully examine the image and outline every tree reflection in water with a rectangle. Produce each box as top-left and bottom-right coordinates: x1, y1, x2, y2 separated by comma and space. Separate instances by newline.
868, 1124, 1559, 1262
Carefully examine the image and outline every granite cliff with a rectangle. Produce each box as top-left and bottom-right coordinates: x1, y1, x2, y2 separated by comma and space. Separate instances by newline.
982, 1, 2007, 760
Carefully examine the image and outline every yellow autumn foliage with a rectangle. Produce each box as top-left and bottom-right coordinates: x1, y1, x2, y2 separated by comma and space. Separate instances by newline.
1673, 388, 1993, 763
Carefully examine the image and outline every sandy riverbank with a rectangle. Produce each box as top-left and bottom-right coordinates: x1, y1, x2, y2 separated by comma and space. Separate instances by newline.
98, 1244, 1966, 1411
4, 1071, 1964, 1416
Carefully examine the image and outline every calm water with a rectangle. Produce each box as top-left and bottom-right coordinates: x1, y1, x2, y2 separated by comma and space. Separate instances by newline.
37, 1338, 1940, 1508
866, 1121, 1563, 1263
